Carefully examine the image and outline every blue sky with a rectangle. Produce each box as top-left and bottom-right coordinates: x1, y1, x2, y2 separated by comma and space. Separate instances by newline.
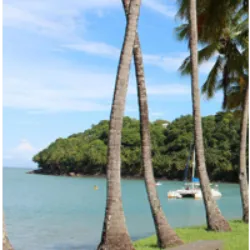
3, 0, 222, 167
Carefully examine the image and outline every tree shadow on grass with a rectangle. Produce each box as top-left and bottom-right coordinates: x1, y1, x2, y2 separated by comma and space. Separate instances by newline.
50, 232, 158, 250
51, 243, 96, 250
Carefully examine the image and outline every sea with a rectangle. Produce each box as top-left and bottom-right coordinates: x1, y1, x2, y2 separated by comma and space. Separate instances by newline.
3, 167, 242, 250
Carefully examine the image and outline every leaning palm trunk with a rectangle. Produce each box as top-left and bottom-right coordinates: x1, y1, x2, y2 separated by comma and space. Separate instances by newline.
97, 1, 141, 249
122, 0, 183, 248
3, 216, 13, 250
239, 83, 249, 223
189, 0, 231, 231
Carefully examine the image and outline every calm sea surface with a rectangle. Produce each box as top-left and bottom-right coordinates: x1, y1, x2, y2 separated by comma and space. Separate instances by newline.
3, 167, 242, 250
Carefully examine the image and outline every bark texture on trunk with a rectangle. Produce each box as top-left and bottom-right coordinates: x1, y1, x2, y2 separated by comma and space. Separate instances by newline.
189, 0, 231, 232
3, 216, 13, 250
97, 1, 141, 249
121, 0, 184, 248
134, 37, 184, 248
239, 83, 249, 223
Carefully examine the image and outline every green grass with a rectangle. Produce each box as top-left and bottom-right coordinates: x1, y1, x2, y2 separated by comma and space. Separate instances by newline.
134, 220, 248, 250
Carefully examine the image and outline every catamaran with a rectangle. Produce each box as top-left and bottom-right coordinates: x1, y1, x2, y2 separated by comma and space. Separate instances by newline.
167, 146, 222, 199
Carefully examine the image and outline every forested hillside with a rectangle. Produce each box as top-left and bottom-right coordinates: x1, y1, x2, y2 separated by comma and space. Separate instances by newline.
32, 112, 247, 182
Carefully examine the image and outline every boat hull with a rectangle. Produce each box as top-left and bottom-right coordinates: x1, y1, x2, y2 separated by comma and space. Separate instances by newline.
167, 188, 222, 199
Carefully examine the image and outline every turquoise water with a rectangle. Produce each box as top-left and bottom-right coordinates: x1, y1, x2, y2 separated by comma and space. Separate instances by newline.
3, 168, 242, 250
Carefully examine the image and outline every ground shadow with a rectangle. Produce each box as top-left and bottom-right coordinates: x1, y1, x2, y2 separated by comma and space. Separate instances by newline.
51, 243, 96, 250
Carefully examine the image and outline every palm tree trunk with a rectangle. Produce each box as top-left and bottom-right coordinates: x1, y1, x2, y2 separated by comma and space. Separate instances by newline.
97, 1, 141, 249
239, 83, 249, 223
188, 0, 231, 231
122, 0, 183, 248
3, 215, 13, 250
239, 1, 250, 223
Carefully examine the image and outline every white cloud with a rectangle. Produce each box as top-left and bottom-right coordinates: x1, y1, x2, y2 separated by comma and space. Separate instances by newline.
15, 139, 36, 153
3, 0, 175, 40
63, 45, 186, 71
4, 4, 81, 41
62, 42, 120, 58
144, 53, 186, 72
3, 1, 121, 44
144, 53, 215, 74
3, 56, 191, 113
2, 0, 210, 114
3, 0, 213, 75
4, 139, 37, 161
3, 66, 114, 112
61, 44, 215, 74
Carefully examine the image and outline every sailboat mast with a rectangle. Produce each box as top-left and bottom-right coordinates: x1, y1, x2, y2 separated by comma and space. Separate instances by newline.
191, 146, 195, 181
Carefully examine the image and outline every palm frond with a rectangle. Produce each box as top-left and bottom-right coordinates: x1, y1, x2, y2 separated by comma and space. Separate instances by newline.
175, 24, 189, 41
202, 56, 224, 98
179, 43, 218, 75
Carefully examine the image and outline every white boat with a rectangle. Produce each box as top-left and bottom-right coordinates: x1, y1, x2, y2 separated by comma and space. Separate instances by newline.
156, 182, 162, 186
167, 191, 182, 199
167, 146, 222, 199
168, 182, 222, 199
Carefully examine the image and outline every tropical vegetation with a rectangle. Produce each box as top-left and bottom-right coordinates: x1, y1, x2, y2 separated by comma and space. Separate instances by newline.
176, 0, 248, 224
33, 113, 246, 183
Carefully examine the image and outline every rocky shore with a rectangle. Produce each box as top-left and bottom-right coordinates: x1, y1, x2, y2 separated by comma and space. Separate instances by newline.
27, 169, 86, 177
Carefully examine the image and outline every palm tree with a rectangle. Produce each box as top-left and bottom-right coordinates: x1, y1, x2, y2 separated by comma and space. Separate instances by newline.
97, 1, 141, 249
177, 3, 248, 99
239, 82, 249, 223
239, 0, 250, 223
3, 215, 13, 250
122, 0, 183, 248
188, 0, 231, 231
178, 1, 249, 223
177, 0, 243, 44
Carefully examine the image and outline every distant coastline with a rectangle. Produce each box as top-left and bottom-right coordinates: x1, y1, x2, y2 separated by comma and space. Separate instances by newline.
27, 168, 170, 180
26, 169, 237, 183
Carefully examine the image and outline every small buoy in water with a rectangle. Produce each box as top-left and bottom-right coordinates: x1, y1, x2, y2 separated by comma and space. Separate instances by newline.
94, 185, 99, 190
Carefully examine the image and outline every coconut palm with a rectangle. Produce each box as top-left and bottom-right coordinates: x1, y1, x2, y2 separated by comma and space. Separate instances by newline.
3, 215, 13, 250
177, 0, 243, 44
97, 1, 141, 249
188, 0, 231, 231
176, 0, 248, 108
177, 3, 248, 98
238, 82, 249, 223
239, 3, 250, 223
121, 0, 183, 248
177, 1, 249, 223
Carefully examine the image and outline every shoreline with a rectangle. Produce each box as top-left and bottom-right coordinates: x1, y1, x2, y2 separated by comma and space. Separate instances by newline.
27, 169, 238, 184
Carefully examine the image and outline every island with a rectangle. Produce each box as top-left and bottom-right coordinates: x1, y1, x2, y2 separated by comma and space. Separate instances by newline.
30, 112, 246, 183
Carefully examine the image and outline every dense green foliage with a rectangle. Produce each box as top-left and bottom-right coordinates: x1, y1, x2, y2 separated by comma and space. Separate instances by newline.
176, 0, 248, 112
33, 112, 247, 182
134, 220, 248, 250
